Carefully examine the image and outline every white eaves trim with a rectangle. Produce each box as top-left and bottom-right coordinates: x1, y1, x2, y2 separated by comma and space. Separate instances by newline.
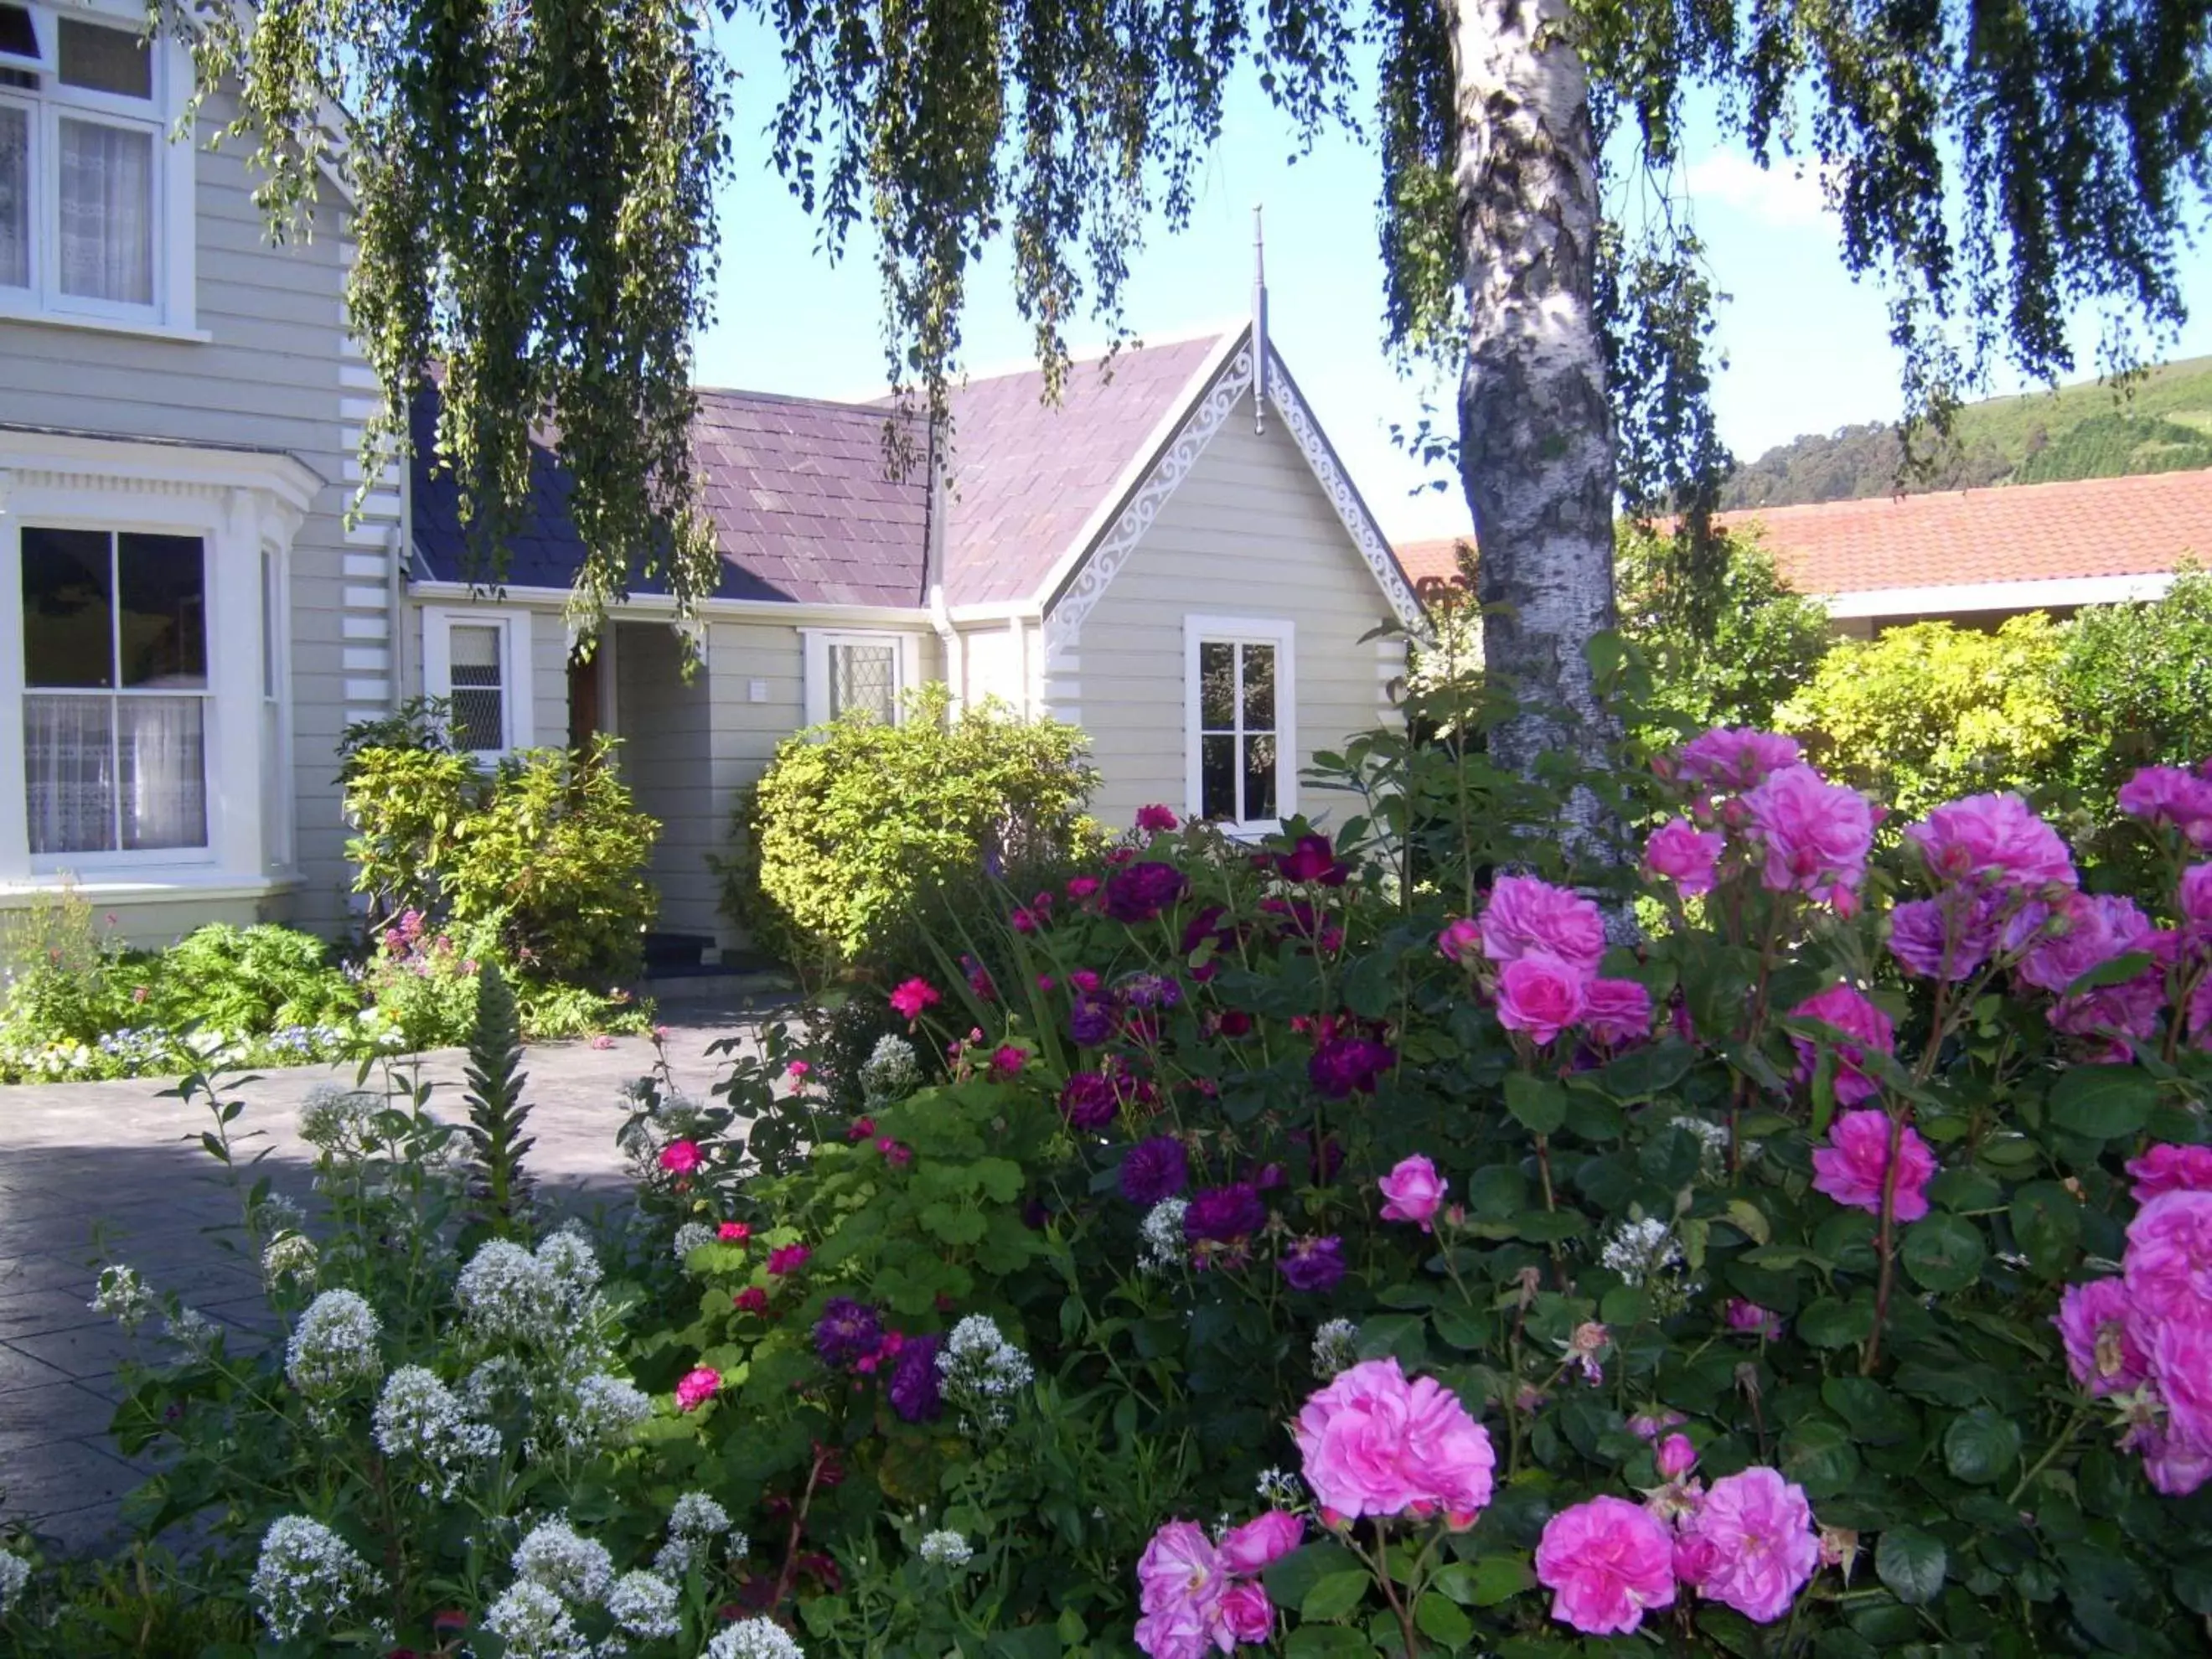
406, 578, 934, 630
0, 426, 323, 512
1821, 571, 2177, 619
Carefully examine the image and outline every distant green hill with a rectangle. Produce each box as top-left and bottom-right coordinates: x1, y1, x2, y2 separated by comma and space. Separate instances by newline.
1720, 356, 2212, 509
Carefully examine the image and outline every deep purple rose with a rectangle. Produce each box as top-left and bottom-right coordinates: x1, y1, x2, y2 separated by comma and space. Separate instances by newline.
1120, 1136, 1190, 1206
1309, 1036, 1394, 1098
1069, 995, 1114, 1045
889, 1333, 943, 1422
1181, 905, 1238, 957
1185, 1182, 1267, 1243
1279, 1234, 1346, 1292
1116, 971, 1184, 1010
1104, 861, 1189, 923
1276, 834, 1351, 886
814, 1298, 883, 1367
1060, 1071, 1119, 1129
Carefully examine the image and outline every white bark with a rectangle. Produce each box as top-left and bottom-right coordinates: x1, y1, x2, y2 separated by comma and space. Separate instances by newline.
1451, 0, 1620, 840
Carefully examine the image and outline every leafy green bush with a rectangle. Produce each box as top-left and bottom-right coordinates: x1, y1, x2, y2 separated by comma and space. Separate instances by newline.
144, 924, 358, 1036
2056, 568, 2212, 816
1776, 613, 2068, 821
719, 685, 1100, 974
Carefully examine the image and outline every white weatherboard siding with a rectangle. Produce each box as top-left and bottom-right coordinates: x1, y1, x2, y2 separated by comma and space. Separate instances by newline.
0, 85, 362, 942
614, 621, 717, 940
1063, 389, 1405, 831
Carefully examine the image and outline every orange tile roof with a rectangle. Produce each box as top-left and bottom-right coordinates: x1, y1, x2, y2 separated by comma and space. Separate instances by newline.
1396, 535, 1476, 601
1718, 468, 2212, 596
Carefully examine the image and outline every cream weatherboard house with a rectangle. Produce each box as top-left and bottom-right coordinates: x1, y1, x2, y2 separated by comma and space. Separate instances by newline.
0, 4, 1424, 953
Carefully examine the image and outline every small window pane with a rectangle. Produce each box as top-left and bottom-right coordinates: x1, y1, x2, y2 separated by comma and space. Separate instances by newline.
830, 643, 897, 721
24, 693, 116, 853
58, 18, 149, 98
1201, 733, 1237, 822
1198, 641, 1235, 731
1243, 733, 1278, 822
1241, 643, 1275, 731
22, 526, 114, 688
117, 533, 204, 688
0, 103, 26, 289
448, 623, 505, 752
117, 695, 204, 849
0, 6, 39, 62
58, 117, 152, 305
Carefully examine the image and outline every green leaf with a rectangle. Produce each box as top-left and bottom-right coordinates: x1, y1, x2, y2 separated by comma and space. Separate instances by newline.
1505, 1072, 1566, 1135
1875, 1527, 1946, 1605
1780, 1414, 1861, 1498
1415, 1592, 1474, 1649
2008, 1181, 2083, 1278
970, 1156, 1025, 1202
2049, 1066, 2157, 1140
1903, 1212, 1987, 1292
1512, 1211, 1586, 1243
1264, 1542, 1362, 1611
1942, 1407, 2023, 1485
918, 1201, 986, 1247
1589, 1039, 1697, 1102
1430, 1305, 1489, 1351
1284, 1627, 1376, 1659
1796, 1296, 1874, 1348
1300, 1569, 1374, 1623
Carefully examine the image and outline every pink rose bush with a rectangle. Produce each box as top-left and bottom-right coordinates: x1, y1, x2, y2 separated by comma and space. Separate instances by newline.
1643, 816, 1725, 897
1133, 1516, 1297, 1658
1811, 1109, 1936, 1221
1535, 1496, 1676, 1634
1786, 984, 1895, 1104
1292, 1358, 1495, 1527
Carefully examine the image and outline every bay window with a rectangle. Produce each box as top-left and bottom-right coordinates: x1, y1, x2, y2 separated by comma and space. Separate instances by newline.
1185, 615, 1296, 830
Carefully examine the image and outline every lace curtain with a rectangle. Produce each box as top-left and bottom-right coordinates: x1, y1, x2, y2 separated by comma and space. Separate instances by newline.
25, 694, 204, 854
57, 116, 151, 305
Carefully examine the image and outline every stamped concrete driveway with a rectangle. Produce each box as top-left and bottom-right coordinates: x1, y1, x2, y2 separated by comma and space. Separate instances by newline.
0, 1012, 763, 1555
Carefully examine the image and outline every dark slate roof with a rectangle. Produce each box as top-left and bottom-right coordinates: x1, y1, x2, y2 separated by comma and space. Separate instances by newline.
409, 329, 1233, 607
411, 388, 932, 605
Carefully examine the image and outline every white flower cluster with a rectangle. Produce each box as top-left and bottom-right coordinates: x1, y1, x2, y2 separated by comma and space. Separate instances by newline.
163, 1305, 220, 1358
1670, 1115, 1733, 1181
917, 1529, 973, 1568
250, 1516, 385, 1641
254, 1191, 308, 1236
553, 1372, 653, 1451
673, 1221, 718, 1264
456, 1233, 603, 1348
936, 1315, 1035, 1429
297, 1083, 380, 1155
604, 1569, 681, 1640
536, 1226, 604, 1299
657, 1490, 743, 1574
707, 1616, 806, 1659
1255, 1467, 1305, 1507
0, 1548, 29, 1616
1138, 1198, 1190, 1274
1310, 1318, 1360, 1380
513, 1517, 615, 1603
1599, 1217, 1685, 1287
463, 1356, 532, 1419
90, 1264, 154, 1332
262, 1232, 318, 1287
860, 1034, 920, 1104
482, 1579, 590, 1659
372, 1367, 500, 1496
286, 1289, 383, 1397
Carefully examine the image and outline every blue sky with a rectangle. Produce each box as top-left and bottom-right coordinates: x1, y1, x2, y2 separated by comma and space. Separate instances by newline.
692, 37, 2212, 542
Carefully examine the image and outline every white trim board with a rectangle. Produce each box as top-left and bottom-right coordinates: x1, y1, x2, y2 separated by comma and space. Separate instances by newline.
1821, 571, 2178, 619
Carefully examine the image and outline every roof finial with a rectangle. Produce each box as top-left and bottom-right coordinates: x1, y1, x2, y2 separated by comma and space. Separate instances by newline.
1252, 202, 1268, 435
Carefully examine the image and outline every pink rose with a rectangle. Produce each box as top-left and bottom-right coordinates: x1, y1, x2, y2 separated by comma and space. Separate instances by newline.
1218, 1510, 1303, 1575
2181, 865, 2212, 929
1673, 727, 1803, 792
1786, 985, 1895, 1106
889, 978, 941, 1021
1725, 1299, 1784, 1338
1580, 979, 1653, 1047
1655, 1433, 1698, 1480
1903, 792, 2076, 891
2151, 1319, 2212, 1452
674, 1367, 721, 1411
1811, 1109, 1935, 1222
1378, 1155, 1447, 1230
2139, 1425, 2212, 1496
785, 1059, 811, 1079
1675, 1467, 1820, 1624
2123, 1190, 2212, 1326
2118, 765, 2212, 845
1479, 876, 1606, 974
988, 1044, 1026, 1080
1133, 1521, 1224, 1659
1533, 1495, 1676, 1636
767, 1243, 811, 1276
659, 1140, 703, 1175
1741, 765, 1873, 907
718, 1222, 751, 1243
1135, 804, 1181, 834
2127, 1143, 2212, 1201
1437, 917, 1481, 964
1496, 953, 1589, 1046
1643, 818, 1724, 897
1888, 891, 2006, 981
1292, 1358, 1495, 1527
2019, 893, 2158, 995
1215, 1582, 1274, 1646
1067, 876, 1101, 901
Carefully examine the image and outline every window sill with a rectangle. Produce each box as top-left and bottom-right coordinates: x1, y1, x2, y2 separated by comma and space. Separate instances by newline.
0, 302, 212, 345
0, 871, 298, 906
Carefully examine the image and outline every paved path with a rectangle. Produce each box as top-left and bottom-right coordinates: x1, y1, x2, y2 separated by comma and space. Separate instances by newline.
0, 1011, 764, 1554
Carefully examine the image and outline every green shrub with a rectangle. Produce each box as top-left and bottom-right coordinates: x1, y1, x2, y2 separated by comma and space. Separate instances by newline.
2055, 567, 2212, 813
143, 924, 357, 1036
719, 685, 1100, 973
1775, 612, 2067, 820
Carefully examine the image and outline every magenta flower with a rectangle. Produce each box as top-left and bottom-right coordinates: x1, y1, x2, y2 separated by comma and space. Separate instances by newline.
1811, 1109, 1935, 1221
2118, 764, 2212, 845
659, 1140, 703, 1175
1378, 1155, 1447, 1230
1495, 953, 1589, 1045
1104, 861, 1189, 923
1533, 1495, 1676, 1635
1292, 1357, 1495, 1527
2181, 865, 2212, 929
1674, 1467, 1821, 1624
888, 1334, 943, 1422
987, 1044, 1026, 1081
1279, 1235, 1346, 1293
1887, 892, 2004, 981
1438, 917, 1481, 964
718, 1222, 751, 1243
1903, 792, 2076, 891
767, 1243, 811, 1276
1673, 726, 1803, 792
1059, 1071, 1119, 1130
1133, 1521, 1223, 1659
2054, 1277, 2147, 1397
1725, 1299, 1784, 1338
2122, 1190, 2212, 1326
1218, 1510, 1303, 1574
1786, 985, 1895, 1105
1479, 875, 1605, 974
1276, 833, 1351, 886
1643, 817, 1724, 897
1067, 876, 1101, 900
785, 1059, 811, 1079
1184, 1183, 1266, 1244
1308, 1035, 1394, 1098
1742, 764, 1874, 908
813, 1298, 884, 1367
2019, 892, 2158, 995
1580, 978, 1653, 1047
1215, 1582, 1274, 1646
889, 978, 941, 1021
674, 1367, 721, 1412
2152, 1319, 2212, 1454
1134, 804, 1181, 835
1120, 1136, 1190, 1206
1655, 1433, 1698, 1480
2127, 1143, 2212, 1201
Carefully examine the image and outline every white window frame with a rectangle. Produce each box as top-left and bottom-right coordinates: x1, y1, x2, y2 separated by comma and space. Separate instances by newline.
802, 628, 921, 726
0, 1, 195, 333
422, 606, 534, 762
1184, 613, 1296, 834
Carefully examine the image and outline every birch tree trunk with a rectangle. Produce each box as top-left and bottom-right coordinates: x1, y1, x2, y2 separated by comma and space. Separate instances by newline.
1452, 0, 1620, 843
